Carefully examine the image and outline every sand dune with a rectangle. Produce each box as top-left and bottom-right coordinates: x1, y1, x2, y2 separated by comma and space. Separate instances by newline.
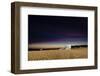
28, 47, 88, 61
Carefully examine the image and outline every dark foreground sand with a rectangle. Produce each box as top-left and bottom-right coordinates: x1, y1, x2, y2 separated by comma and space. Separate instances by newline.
28, 47, 88, 61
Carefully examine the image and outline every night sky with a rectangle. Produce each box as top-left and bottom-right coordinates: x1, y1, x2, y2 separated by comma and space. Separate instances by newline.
28, 15, 88, 44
